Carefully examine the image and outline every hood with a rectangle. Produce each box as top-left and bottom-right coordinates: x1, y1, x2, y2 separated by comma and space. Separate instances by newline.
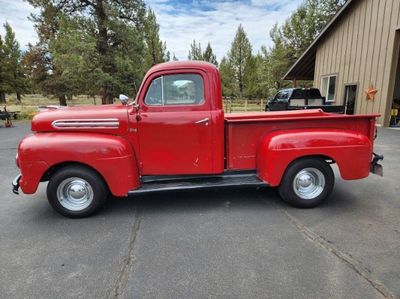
31, 104, 129, 135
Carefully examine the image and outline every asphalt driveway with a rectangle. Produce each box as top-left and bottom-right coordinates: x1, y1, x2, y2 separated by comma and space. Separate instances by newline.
0, 122, 399, 298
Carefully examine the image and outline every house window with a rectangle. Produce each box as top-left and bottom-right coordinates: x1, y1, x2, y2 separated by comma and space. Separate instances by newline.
320, 75, 337, 102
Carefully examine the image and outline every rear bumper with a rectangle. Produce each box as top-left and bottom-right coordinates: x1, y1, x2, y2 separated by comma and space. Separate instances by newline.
370, 153, 383, 176
12, 174, 21, 195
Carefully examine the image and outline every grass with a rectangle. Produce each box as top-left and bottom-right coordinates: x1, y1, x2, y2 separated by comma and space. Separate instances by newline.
2, 94, 267, 120
3, 94, 102, 119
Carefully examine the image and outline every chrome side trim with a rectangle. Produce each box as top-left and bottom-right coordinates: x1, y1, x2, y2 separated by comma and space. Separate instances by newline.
52, 119, 120, 129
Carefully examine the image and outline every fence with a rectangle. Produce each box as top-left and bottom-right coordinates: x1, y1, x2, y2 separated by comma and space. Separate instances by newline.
222, 98, 267, 113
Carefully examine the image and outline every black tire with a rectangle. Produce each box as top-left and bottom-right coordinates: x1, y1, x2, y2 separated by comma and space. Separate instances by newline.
46, 165, 108, 218
278, 158, 334, 208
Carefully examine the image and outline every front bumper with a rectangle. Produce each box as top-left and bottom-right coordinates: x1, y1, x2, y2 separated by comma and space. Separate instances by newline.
12, 174, 21, 195
370, 153, 383, 176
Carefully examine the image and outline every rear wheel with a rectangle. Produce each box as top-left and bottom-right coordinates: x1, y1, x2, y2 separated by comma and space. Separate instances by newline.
47, 165, 108, 218
278, 158, 334, 208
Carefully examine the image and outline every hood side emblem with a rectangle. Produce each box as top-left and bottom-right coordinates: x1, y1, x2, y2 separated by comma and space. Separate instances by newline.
52, 119, 120, 129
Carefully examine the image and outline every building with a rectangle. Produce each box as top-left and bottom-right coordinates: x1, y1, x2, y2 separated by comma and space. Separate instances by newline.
284, 0, 400, 126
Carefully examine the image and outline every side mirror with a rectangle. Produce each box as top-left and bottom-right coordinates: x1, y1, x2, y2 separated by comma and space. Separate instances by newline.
119, 94, 129, 105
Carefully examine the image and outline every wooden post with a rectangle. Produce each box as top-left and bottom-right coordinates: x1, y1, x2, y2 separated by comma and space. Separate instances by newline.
260, 98, 264, 111
244, 99, 248, 112
292, 78, 297, 88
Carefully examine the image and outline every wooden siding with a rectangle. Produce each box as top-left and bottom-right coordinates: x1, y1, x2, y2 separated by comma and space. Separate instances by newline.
314, 0, 400, 125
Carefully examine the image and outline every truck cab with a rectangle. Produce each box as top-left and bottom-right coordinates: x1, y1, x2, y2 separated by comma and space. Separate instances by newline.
131, 62, 224, 175
13, 61, 383, 218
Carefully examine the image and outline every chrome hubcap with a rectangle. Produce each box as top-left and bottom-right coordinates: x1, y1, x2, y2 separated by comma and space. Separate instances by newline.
293, 168, 325, 200
57, 177, 94, 211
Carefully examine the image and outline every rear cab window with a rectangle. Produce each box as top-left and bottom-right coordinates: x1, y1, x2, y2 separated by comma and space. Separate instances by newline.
307, 89, 322, 99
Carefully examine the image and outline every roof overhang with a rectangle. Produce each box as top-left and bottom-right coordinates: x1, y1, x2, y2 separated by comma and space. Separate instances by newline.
283, 0, 357, 81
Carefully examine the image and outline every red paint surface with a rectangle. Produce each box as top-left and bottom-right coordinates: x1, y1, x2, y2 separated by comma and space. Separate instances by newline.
256, 129, 373, 186
18, 133, 139, 196
17, 61, 379, 196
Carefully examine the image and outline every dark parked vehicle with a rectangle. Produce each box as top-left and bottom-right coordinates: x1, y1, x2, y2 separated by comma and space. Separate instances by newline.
265, 88, 344, 113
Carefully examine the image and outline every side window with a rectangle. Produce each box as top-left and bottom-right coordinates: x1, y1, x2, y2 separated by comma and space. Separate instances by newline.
144, 77, 162, 105
145, 74, 204, 106
276, 90, 289, 102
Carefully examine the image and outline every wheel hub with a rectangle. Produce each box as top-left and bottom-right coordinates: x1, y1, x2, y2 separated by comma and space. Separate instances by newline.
293, 168, 325, 200
67, 182, 87, 199
297, 173, 312, 188
57, 177, 94, 211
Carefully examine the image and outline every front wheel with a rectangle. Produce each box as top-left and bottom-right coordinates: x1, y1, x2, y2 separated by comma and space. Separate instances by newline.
47, 165, 108, 218
278, 158, 334, 208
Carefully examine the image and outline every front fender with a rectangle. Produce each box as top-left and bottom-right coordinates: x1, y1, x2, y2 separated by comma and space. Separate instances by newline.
18, 132, 140, 196
257, 129, 372, 186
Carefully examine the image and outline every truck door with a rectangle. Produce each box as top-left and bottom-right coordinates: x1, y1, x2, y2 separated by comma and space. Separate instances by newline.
136, 71, 213, 175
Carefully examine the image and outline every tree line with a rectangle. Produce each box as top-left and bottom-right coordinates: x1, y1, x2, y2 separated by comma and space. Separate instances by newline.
0, 23, 29, 103
1, 0, 171, 105
0, 0, 345, 105
212, 0, 346, 99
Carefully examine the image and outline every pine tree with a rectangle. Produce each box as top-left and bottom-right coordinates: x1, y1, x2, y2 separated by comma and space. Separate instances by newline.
219, 57, 235, 97
227, 25, 252, 99
0, 34, 7, 103
262, 0, 345, 91
27, 0, 147, 104
188, 40, 203, 60
144, 8, 167, 69
203, 42, 218, 66
2, 23, 28, 103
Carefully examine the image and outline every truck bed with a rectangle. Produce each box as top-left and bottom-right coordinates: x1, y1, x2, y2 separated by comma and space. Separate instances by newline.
224, 109, 377, 170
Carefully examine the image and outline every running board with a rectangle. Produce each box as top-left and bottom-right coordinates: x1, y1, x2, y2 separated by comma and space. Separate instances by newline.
128, 171, 267, 195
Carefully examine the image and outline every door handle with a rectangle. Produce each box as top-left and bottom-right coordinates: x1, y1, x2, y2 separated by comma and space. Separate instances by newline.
195, 117, 209, 125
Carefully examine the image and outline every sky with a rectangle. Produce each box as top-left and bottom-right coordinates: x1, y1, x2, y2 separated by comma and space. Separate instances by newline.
0, 0, 303, 61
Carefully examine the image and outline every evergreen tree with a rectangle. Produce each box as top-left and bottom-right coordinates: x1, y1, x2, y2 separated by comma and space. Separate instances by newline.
279, 0, 346, 64
188, 40, 203, 60
203, 42, 218, 66
227, 25, 252, 99
188, 41, 218, 66
261, 0, 345, 92
144, 8, 167, 69
219, 57, 235, 97
243, 53, 261, 99
23, 3, 71, 105
27, 0, 147, 104
2, 23, 28, 103
0, 34, 7, 103
49, 16, 104, 99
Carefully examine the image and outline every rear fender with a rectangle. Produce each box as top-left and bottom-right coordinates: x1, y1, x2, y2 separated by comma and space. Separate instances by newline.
18, 132, 140, 196
257, 129, 372, 186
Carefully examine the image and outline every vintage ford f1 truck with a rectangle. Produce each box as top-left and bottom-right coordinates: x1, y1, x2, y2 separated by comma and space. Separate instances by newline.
13, 61, 383, 218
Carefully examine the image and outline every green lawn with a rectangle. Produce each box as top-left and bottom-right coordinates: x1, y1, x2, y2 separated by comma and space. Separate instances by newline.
3, 94, 101, 119
3, 94, 267, 119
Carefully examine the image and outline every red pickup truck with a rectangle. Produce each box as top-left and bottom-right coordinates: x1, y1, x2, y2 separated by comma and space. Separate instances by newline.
13, 61, 383, 218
